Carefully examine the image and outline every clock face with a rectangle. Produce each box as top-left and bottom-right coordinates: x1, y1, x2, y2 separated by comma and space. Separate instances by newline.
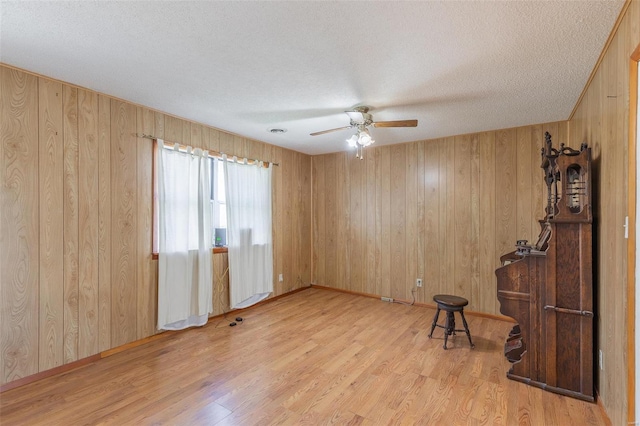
566, 165, 585, 213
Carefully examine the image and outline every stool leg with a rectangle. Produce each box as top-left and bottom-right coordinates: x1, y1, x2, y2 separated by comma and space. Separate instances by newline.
443, 311, 454, 349
428, 307, 440, 339
460, 310, 475, 349
450, 312, 456, 336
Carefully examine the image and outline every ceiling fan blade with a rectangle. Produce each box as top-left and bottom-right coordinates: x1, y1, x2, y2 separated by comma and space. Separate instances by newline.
373, 120, 418, 128
310, 126, 352, 136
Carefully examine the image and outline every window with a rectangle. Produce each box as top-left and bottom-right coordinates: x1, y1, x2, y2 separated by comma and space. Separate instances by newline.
210, 158, 227, 246
153, 142, 227, 254
152, 140, 276, 255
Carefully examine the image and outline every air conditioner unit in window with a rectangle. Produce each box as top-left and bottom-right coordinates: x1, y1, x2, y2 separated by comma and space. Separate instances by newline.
215, 228, 226, 247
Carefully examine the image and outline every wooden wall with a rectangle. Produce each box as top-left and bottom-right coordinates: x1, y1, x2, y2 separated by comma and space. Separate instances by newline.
2, 4, 636, 420
212, 252, 230, 315
568, 1, 640, 424
0, 64, 312, 386
311, 122, 566, 315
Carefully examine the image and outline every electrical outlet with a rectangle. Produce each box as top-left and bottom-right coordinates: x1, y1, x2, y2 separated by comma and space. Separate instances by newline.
599, 350, 603, 370
279, 273, 283, 282
416, 278, 423, 287
381, 296, 394, 303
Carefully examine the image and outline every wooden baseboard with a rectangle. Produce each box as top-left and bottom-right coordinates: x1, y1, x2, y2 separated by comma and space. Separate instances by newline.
0, 285, 312, 393
310, 284, 384, 300
310, 284, 516, 323
596, 389, 613, 426
100, 332, 173, 358
0, 354, 101, 393
230, 285, 311, 314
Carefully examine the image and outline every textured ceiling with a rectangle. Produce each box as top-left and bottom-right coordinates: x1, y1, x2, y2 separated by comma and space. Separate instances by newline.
0, 1, 625, 155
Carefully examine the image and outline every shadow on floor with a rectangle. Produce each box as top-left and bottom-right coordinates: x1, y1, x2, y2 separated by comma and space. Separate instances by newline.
428, 334, 499, 352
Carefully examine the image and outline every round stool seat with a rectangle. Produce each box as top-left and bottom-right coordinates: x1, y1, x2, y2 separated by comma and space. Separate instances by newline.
433, 294, 468, 309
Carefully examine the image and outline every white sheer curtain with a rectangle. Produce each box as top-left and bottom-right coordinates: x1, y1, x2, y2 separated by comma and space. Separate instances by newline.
223, 155, 273, 309
157, 140, 213, 330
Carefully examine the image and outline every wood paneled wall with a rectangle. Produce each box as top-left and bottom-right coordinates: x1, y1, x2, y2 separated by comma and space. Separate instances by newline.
212, 252, 231, 315
0, 64, 311, 386
2, 5, 636, 419
311, 123, 566, 315
568, 1, 640, 424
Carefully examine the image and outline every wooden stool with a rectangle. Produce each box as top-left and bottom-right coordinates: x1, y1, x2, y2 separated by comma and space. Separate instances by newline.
428, 294, 475, 349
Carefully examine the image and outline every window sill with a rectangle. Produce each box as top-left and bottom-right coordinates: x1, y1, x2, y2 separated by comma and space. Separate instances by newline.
152, 246, 228, 260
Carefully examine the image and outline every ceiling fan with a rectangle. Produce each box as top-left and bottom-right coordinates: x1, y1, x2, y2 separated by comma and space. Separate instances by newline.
310, 106, 417, 159
310, 106, 418, 136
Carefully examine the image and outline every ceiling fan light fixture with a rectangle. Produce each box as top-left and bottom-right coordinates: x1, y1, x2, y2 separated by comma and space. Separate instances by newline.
346, 106, 374, 123
357, 128, 374, 147
309, 105, 415, 158
347, 127, 375, 160
346, 134, 358, 147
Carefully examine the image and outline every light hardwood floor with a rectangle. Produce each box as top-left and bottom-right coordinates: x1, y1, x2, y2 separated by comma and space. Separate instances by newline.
0, 288, 609, 425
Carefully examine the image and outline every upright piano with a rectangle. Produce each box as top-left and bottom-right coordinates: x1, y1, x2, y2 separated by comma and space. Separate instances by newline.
496, 133, 594, 402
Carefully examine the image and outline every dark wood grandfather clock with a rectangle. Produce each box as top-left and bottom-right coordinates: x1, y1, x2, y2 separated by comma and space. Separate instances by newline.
496, 132, 594, 401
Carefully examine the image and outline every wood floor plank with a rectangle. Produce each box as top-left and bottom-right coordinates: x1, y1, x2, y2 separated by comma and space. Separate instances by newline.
0, 288, 610, 425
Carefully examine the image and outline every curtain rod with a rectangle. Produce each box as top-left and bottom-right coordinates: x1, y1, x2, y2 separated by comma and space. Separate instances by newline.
135, 133, 280, 167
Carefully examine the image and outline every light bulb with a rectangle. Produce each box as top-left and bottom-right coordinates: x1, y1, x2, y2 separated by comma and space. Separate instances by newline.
358, 131, 374, 147
346, 134, 358, 147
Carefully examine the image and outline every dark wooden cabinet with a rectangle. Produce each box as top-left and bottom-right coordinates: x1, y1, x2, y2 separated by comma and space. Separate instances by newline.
496, 133, 594, 402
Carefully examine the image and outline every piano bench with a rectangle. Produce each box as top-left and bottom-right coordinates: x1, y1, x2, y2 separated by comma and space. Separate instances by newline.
428, 294, 475, 350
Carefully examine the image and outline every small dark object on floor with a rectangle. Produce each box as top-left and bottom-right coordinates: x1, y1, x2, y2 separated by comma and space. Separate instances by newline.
236, 317, 243, 322
229, 322, 237, 327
